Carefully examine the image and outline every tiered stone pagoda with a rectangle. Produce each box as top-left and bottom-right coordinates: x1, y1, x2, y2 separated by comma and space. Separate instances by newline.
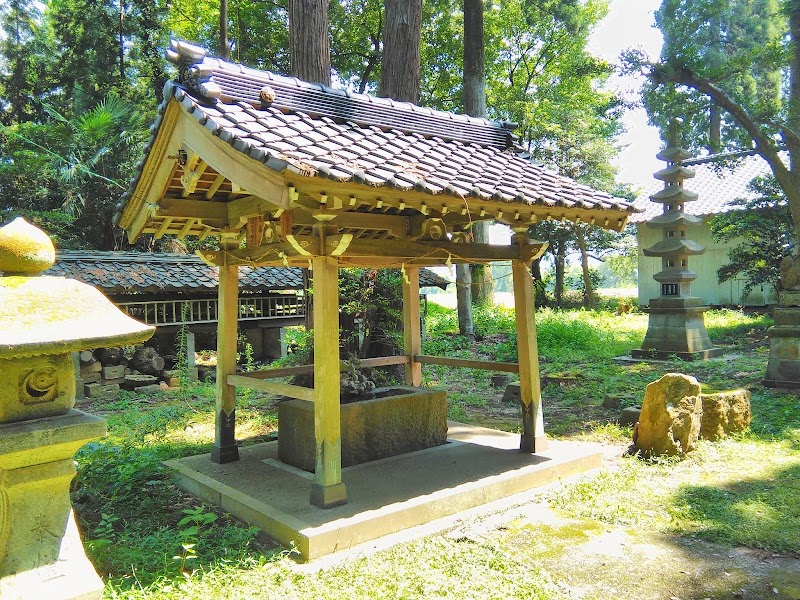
632, 130, 722, 361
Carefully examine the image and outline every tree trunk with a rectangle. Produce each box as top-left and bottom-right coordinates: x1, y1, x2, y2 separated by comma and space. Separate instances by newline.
463, 0, 492, 305
470, 226, 494, 306
220, 0, 230, 60
131, 347, 165, 376
379, 0, 422, 103
456, 264, 475, 338
463, 0, 485, 117
530, 257, 548, 307
575, 227, 596, 307
289, 0, 331, 85
709, 102, 721, 153
554, 246, 565, 307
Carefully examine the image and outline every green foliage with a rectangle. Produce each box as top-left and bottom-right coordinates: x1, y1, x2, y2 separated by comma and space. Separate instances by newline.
642, 0, 785, 152
709, 175, 796, 297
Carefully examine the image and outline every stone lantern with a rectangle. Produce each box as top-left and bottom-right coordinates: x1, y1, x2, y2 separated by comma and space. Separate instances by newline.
632, 125, 722, 361
0, 218, 153, 599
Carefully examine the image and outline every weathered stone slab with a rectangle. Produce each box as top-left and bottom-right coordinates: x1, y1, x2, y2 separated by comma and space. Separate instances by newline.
84, 383, 119, 397
134, 384, 163, 395
634, 373, 702, 457
121, 374, 158, 390
699, 389, 751, 441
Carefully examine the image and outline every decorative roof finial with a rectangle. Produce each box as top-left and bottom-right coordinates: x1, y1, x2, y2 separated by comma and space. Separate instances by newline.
0, 217, 56, 275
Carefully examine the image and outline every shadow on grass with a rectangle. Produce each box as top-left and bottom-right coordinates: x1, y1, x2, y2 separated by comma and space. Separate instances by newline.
670, 462, 800, 553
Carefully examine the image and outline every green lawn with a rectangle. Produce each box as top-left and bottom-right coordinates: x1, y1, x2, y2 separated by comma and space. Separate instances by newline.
72, 304, 800, 599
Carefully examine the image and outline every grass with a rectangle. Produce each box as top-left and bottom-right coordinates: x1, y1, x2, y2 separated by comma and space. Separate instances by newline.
69, 302, 800, 598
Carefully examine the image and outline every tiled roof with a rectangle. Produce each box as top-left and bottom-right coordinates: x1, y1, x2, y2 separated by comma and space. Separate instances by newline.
116, 42, 634, 224
45, 251, 449, 294
631, 151, 777, 222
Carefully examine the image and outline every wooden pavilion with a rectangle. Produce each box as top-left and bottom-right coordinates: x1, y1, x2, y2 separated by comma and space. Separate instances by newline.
115, 40, 635, 509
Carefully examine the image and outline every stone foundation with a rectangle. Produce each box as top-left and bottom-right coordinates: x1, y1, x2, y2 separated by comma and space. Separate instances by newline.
632, 297, 722, 361
764, 305, 800, 388
278, 386, 447, 472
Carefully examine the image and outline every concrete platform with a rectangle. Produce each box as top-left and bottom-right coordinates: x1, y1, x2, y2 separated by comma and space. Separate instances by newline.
165, 422, 602, 561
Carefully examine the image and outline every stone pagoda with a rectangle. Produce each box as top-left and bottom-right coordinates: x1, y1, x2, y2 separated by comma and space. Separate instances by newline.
632, 126, 722, 361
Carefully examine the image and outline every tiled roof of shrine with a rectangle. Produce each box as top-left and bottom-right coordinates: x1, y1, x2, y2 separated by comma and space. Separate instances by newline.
46, 251, 449, 294
115, 41, 634, 229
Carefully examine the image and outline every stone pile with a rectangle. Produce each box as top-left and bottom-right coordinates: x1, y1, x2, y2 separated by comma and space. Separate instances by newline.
77, 345, 193, 397
632, 373, 751, 457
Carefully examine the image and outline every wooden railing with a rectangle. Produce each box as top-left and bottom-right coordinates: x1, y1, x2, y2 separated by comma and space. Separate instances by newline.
118, 294, 304, 327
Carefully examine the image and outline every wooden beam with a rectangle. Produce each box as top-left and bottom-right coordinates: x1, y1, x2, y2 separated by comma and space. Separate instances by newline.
359, 355, 410, 368
157, 198, 227, 222
336, 238, 546, 263
179, 107, 290, 209
227, 356, 408, 381
227, 374, 315, 402
403, 266, 422, 386
206, 173, 225, 199
310, 255, 347, 508
292, 209, 409, 238
212, 247, 240, 463
196, 238, 321, 267
415, 355, 520, 373
512, 260, 547, 452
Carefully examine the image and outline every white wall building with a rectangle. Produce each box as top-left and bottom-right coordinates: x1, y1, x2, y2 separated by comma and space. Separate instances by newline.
632, 152, 780, 307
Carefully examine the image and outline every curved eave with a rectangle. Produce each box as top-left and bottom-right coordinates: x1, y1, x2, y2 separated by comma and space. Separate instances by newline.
646, 212, 703, 227
643, 239, 705, 256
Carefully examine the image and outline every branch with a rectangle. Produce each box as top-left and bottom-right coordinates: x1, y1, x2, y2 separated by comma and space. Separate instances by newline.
647, 62, 790, 178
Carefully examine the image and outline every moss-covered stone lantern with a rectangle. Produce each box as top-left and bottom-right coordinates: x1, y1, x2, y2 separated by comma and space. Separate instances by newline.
0, 217, 154, 600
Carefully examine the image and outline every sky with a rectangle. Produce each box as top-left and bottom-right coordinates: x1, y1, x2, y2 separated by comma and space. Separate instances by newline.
587, 0, 664, 191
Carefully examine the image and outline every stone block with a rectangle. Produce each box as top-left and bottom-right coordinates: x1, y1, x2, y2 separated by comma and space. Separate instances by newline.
634, 373, 702, 457
84, 383, 119, 397
102, 377, 125, 385
502, 382, 521, 403
619, 406, 641, 426
102, 365, 125, 380
699, 389, 751, 441
79, 361, 102, 375
82, 371, 101, 384
491, 373, 511, 388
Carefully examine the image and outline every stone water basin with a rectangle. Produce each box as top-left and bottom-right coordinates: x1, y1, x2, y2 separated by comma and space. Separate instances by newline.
278, 386, 447, 472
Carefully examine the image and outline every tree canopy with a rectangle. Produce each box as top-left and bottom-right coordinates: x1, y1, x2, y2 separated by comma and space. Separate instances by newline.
1, 0, 625, 260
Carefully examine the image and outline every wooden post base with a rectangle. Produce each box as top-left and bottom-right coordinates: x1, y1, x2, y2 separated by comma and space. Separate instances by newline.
310, 482, 348, 508
211, 408, 239, 463
520, 434, 549, 453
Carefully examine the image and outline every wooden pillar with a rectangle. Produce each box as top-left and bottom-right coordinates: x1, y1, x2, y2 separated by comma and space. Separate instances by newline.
211, 250, 240, 463
403, 265, 422, 386
310, 255, 347, 508
512, 259, 548, 452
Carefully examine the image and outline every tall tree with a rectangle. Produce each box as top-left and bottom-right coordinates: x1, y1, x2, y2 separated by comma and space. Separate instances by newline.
0, 0, 49, 124
628, 1, 800, 256
463, 0, 493, 307
219, 0, 230, 60
288, 0, 331, 85
379, 0, 422, 102
641, 0, 784, 155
